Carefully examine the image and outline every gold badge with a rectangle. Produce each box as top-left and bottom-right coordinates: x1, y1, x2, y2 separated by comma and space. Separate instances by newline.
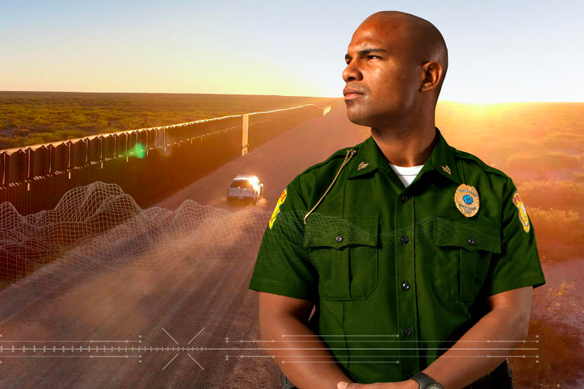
454, 184, 480, 218
512, 191, 530, 233
269, 188, 287, 229
357, 161, 369, 171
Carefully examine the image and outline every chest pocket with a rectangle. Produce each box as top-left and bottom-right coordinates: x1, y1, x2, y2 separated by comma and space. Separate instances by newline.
304, 214, 379, 301
433, 219, 501, 302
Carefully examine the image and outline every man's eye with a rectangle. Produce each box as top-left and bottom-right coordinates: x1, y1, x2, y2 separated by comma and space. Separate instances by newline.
368, 55, 380, 59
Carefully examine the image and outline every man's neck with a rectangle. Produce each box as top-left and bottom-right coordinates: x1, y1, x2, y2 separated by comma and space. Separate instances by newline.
371, 124, 437, 167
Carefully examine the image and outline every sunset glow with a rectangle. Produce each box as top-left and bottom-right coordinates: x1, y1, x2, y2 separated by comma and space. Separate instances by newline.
0, 0, 581, 102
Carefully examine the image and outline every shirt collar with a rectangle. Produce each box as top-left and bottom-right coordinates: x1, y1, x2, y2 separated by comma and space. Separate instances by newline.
347, 126, 461, 185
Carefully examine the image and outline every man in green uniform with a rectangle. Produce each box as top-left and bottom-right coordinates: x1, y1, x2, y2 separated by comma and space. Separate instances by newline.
248, 10, 545, 389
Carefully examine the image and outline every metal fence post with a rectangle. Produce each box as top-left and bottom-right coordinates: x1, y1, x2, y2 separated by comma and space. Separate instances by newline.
242, 114, 249, 155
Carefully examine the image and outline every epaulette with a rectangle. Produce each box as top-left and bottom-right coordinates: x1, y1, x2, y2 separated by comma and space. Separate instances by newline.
299, 145, 356, 176
454, 148, 510, 179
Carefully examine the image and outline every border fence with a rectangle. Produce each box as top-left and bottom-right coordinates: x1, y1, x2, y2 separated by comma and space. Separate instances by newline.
0, 104, 329, 216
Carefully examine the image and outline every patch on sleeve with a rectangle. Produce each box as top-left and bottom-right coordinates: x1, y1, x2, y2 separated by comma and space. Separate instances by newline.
512, 191, 530, 233
269, 188, 287, 229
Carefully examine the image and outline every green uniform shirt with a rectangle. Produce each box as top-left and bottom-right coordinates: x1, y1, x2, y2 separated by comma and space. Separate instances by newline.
248, 127, 546, 383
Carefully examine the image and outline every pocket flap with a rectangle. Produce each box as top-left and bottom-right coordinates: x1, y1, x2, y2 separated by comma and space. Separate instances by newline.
304, 213, 379, 249
434, 219, 501, 254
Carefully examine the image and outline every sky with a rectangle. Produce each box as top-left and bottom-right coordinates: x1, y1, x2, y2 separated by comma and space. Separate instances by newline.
0, 0, 582, 102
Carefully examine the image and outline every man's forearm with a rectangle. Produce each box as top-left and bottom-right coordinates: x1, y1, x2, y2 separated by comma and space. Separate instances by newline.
418, 307, 530, 389
260, 314, 353, 389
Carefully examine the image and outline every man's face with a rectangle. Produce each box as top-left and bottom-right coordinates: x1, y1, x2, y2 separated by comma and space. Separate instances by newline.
343, 18, 420, 127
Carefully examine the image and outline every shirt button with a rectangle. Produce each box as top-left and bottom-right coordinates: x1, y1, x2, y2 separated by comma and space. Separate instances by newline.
467, 238, 475, 246
404, 327, 413, 337
401, 195, 409, 202
400, 235, 409, 244
405, 372, 413, 379
336, 235, 344, 243
402, 282, 410, 291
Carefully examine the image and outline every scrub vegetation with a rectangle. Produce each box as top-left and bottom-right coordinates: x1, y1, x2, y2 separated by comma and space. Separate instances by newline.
437, 101, 584, 388
437, 101, 584, 264
0, 91, 335, 150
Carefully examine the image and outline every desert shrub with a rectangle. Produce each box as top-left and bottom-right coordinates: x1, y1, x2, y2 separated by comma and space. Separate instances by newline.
528, 207, 584, 261
572, 172, 584, 182
518, 180, 584, 211
542, 132, 584, 152
506, 151, 581, 173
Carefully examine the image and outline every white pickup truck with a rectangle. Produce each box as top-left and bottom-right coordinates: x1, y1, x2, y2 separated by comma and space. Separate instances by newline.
226, 174, 264, 206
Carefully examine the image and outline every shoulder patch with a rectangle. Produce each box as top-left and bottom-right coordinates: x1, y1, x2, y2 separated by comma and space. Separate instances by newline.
269, 188, 287, 229
512, 191, 530, 233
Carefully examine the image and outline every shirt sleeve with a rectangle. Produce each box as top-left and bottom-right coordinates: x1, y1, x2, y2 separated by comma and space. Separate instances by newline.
482, 177, 546, 297
248, 175, 318, 300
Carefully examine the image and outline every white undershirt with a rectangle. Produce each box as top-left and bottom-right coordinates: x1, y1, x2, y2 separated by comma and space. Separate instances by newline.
388, 163, 424, 187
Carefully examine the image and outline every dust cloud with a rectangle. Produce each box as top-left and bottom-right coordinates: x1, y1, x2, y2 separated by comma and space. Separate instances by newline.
0, 181, 273, 389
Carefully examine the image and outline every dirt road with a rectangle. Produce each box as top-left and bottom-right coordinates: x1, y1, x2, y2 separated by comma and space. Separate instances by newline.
0, 101, 370, 389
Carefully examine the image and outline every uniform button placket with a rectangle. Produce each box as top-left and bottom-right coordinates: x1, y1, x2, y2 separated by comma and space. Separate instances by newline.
395, 193, 419, 379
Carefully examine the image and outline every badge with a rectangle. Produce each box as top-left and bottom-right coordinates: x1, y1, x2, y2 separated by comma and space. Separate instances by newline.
454, 184, 480, 218
269, 188, 287, 229
512, 191, 530, 233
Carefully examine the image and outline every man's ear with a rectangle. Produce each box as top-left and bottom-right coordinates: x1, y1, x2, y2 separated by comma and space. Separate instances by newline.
420, 61, 443, 92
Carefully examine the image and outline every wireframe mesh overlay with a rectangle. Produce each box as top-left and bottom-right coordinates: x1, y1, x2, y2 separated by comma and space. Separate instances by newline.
0, 181, 271, 304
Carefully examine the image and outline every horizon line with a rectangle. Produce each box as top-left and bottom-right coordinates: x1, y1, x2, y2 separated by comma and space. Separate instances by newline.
0, 90, 582, 104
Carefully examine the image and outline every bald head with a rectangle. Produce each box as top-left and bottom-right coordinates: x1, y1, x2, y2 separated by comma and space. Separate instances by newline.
360, 11, 448, 98
343, 11, 449, 127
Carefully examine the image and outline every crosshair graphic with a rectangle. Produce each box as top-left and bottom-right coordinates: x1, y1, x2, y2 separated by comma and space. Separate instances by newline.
0, 332, 541, 370
0, 328, 209, 370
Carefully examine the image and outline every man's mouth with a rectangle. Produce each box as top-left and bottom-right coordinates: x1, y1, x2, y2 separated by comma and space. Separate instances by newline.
343, 87, 364, 100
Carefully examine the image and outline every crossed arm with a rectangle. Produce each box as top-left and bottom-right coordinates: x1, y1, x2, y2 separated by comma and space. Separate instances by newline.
258, 286, 533, 389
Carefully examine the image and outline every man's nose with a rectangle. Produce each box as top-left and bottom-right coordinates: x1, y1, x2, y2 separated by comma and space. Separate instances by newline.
342, 61, 362, 82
